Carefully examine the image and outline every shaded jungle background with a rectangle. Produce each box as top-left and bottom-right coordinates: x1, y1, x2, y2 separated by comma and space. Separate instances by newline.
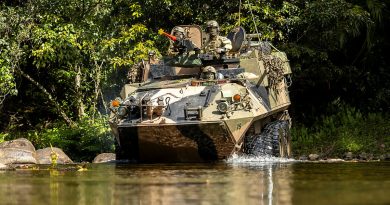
0, 0, 389, 161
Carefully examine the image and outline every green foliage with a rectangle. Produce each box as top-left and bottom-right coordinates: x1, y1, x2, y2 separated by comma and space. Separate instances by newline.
284, 0, 390, 123
2, 117, 114, 162
0, 6, 28, 104
0, 59, 16, 102
232, 1, 301, 41
0, 132, 7, 143
15, 117, 115, 162
1, 0, 389, 160
292, 103, 390, 157
103, 24, 160, 68
300, 0, 372, 50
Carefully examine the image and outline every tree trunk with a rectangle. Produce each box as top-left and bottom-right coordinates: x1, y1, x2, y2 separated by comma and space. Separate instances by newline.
16, 68, 75, 127
91, 60, 103, 121
75, 65, 85, 120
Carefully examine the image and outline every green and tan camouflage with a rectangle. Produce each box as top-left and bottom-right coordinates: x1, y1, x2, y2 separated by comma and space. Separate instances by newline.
109, 25, 293, 162
203, 20, 232, 55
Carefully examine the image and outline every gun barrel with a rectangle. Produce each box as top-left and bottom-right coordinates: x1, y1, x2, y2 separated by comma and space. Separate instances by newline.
158, 29, 177, 41
246, 33, 262, 39
245, 41, 262, 47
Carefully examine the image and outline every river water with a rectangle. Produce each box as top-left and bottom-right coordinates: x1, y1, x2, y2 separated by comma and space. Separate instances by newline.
0, 156, 389, 205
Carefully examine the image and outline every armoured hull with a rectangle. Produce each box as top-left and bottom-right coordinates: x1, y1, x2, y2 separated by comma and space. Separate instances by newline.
113, 122, 235, 162
110, 77, 292, 162
108, 25, 294, 162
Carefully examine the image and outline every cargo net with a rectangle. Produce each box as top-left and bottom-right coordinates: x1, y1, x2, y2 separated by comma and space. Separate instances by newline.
258, 41, 272, 55
262, 55, 284, 91
127, 62, 143, 83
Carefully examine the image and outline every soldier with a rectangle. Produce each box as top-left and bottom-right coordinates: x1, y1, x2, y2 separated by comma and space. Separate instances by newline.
169, 26, 186, 55
201, 66, 217, 80
173, 26, 185, 39
202, 20, 232, 56
165, 26, 199, 56
160, 26, 201, 67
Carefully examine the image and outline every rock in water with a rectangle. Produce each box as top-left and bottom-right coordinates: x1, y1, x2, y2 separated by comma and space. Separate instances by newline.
298, 155, 308, 161
308, 154, 319, 161
358, 152, 373, 161
93, 153, 116, 163
36, 147, 73, 164
379, 154, 390, 161
0, 138, 36, 152
0, 138, 37, 165
344, 152, 354, 161
0, 163, 8, 170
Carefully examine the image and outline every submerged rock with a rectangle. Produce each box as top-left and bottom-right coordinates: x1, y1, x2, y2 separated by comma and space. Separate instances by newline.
308, 154, 319, 161
0, 138, 37, 165
36, 147, 73, 164
93, 153, 116, 163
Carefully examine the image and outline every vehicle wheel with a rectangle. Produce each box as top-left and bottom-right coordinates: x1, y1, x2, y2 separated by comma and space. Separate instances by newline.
286, 127, 292, 158
272, 120, 291, 158
244, 132, 273, 156
244, 120, 291, 158
277, 130, 287, 158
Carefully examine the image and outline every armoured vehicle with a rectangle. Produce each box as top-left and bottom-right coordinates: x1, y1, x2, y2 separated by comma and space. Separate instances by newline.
109, 24, 293, 162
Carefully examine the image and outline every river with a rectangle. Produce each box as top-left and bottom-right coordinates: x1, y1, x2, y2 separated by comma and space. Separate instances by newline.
0, 156, 389, 205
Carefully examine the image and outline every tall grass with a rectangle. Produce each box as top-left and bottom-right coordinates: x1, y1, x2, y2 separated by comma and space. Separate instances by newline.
292, 104, 390, 157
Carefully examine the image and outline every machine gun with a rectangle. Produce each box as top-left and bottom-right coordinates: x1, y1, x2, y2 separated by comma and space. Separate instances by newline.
158, 29, 199, 54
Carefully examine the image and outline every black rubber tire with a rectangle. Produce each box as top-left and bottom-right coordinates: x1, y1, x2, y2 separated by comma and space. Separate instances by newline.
244, 120, 291, 157
271, 121, 290, 157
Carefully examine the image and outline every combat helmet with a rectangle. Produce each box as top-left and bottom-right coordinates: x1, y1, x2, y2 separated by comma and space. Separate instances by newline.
201, 66, 217, 80
202, 65, 216, 73
205, 20, 220, 37
173, 26, 185, 34
206, 20, 219, 29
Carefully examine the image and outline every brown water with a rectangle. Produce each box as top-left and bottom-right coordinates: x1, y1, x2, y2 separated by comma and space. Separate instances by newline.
0, 158, 389, 205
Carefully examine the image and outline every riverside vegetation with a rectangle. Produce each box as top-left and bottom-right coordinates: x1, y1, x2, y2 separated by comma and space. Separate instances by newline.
292, 102, 389, 159
1, 0, 389, 161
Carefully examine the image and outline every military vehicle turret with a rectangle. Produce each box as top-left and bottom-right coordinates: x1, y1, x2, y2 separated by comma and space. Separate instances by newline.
109, 24, 293, 162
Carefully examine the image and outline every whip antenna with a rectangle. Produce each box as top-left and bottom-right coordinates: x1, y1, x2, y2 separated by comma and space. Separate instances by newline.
246, 0, 261, 41
239, 0, 242, 26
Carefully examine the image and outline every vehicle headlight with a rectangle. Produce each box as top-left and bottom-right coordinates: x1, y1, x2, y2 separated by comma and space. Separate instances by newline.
117, 106, 128, 117
111, 99, 120, 107
233, 94, 241, 102
217, 101, 229, 113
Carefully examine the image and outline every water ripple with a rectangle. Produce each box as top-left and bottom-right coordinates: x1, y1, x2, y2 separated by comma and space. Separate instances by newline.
225, 153, 296, 164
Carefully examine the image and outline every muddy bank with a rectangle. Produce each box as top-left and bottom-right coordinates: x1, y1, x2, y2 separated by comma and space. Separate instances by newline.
2, 138, 388, 167
297, 152, 390, 162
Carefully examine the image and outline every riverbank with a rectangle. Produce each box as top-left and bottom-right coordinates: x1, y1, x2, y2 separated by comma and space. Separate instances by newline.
0, 117, 115, 162
291, 106, 389, 159
1, 106, 389, 164
297, 152, 390, 162
0, 138, 116, 170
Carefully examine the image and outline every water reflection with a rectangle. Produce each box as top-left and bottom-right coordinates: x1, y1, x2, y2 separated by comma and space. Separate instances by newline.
1, 160, 389, 205
0, 161, 293, 205
228, 163, 294, 205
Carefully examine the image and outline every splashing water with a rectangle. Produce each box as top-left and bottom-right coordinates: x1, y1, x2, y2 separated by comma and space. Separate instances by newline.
225, 153, 295, 164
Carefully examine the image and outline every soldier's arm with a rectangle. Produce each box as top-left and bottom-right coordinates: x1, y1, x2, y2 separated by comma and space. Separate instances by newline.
215, 37, 232, 54
221, 37, 232, 51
